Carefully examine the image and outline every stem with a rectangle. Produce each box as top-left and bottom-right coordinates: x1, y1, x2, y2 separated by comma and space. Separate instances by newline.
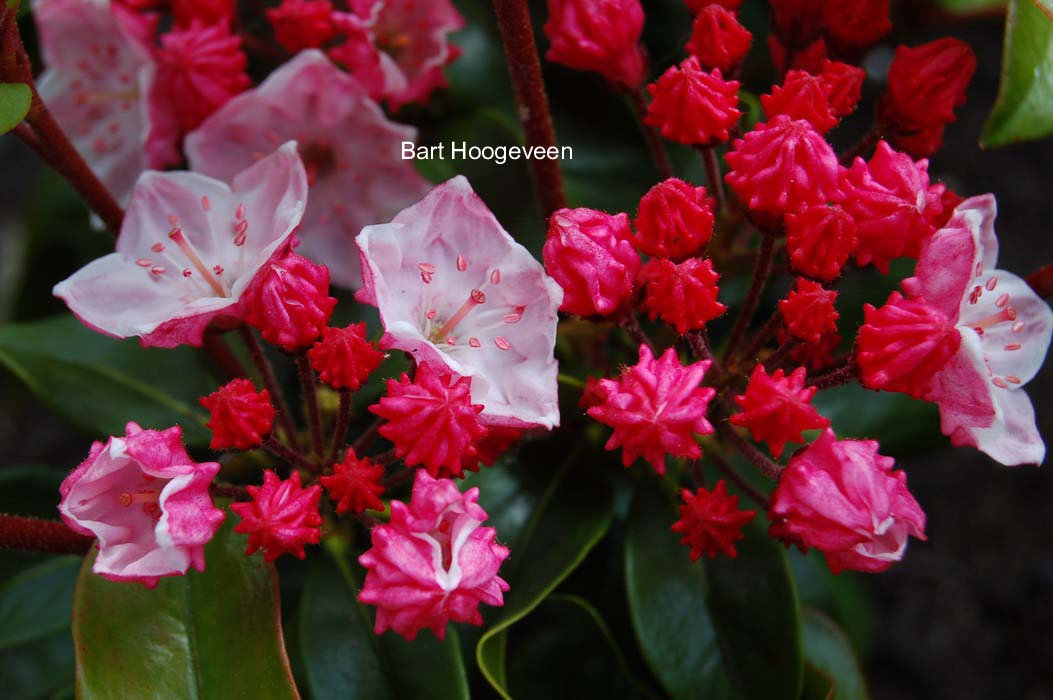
806, 357, 857, 390
738, 311, 782, 363
353, 415, 385, 454
621, 313, 655, 352
839, 125, 881, 166
380, 465, 416, 489
238, 326, 301, 452
700, 146, 726, 213
0, 514, 93, 554
763, 336, 799, 372
716, 421, 784, 481
326, 388, 352, 467
724, 233, 777, 361
296, 353, 325, 459
709, 451, 770, 509
263, 436, 319, 474
491, 0, 567, 217
687, 329, 715, 363
629, 90, 674, 180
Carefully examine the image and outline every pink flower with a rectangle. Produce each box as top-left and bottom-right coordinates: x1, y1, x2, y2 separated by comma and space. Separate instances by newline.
731, 365, 829, 458
358, 470, 510, 641
357, 177, 563, 429
200, 378, 275, 450
33, 0, 157, 205
186, 50, 430, 288
543, 0, 647, 90
543, 207, 640, 318
588, 345, 715, 473
53, 143, 308, 348
231, 471, 323, 562
59, 422, 225, 587
245, 253, 337, 352
671, 481, 756, 560
901, 195, 1053, 465
769, 429, 926, 574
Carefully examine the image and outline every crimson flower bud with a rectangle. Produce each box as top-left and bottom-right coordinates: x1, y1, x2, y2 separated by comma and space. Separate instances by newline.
633, 178, 715, 260
821, 0, 892, 49
308, 323, 385, 391
685, 5, 752, 75
246, 253, 337, 352
761, 69, 838, 134
266, 0, 338, 53
200, 378, 275, 450
785, 204, 857, 282
779, 278, 839, 344
639, 258, 726, 334
543, 0, 647, 90
644, 57, 742, 147
671, 481, 756, 560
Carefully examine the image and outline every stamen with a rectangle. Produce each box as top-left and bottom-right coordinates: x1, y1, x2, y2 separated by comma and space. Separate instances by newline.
169, 228, 226, 296
150, 266, 165, 276
1012, 321, 1025, 333
435, 289, 485, 339
213, 265, 225, 276
234, 233, 247, 247
167, 214, 179, 226
1007, 375, 1022, 384
182, 268, 193, 278
426, 309, 437, 320
236, 203, 246, 220
969, 286, 982, 304
504, 306, 525, 324
494, 336, 511, 351
996, 293, 1009, 308
972, 307, 1017, 331
975, 261, 984, 277
447, 336, 457, 346
119, 490, 159, 507
235, 219, 248, 236
992, 377, 1008, 389
456, 255, 467, 272
136, 258, 153, 267
1004, 343, 1021, 351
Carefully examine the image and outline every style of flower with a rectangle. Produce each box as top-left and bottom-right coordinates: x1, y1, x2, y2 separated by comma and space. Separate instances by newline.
731, 365, 829, 458
357, 176, 563, 429
320, 448, 386, 514
200, 378, 275, 450
671, 481, 756, 560
358, 471, 510, 640
231, 471, 323, 562
54, 143, 308, 348
59, 422, 225, 587
185, 50, 431, 288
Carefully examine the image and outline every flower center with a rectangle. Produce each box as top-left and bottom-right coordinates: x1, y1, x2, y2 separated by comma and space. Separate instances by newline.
965, 272, 1028, 389
118, 488, 161, 519
298, 141, 337, 186
417, 256, 523, 352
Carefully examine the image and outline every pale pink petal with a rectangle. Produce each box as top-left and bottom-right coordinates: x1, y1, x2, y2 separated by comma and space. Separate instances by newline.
950, 383, 1045, 466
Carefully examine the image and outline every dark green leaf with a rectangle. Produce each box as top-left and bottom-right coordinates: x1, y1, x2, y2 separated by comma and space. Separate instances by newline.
788, 550, 876, 656
72, 514, 300, 699
0, 315, 213, 446
801, 609, 870, 700
801, 663, 836, 700
624, 479, 739, 700
0, 83, 31, 134
982, 0, 1053, 146
0, 556, 80, 649
813, 383, 940, 457
0, 628, 76, 700
937, 0, 1006, 12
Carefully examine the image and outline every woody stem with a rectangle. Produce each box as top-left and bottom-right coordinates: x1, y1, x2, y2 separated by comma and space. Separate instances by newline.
709, 451, 770, 508
0, 514, 93, 554
622, 313, 655, 352
699, 146, 726, 213
724, 233, 777, 362
806, 356, 857, 390
629, 89, 674, 181
716, 421, 784, 482
263, 436, 319, 474
326, 388, 353, 467
239, 327, 301, 452
296, 353, 325, 459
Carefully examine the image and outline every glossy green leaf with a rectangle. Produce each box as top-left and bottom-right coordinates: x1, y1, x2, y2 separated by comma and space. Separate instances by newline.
0, 83, 31, 134
706, 522, 804, 700
0, 315, 213, 446
937, 0, 1006, 12
0, 628, 76, 700
476, 462, 615, 699
0, 555, 80, 649
813, 383, 940, 457
788, 550, 876, 656
801, 609, 869, 700
72, 514, 301, 700
982, 0, 1053, 146
624, 480, 739, 700
801, 664, 836, 700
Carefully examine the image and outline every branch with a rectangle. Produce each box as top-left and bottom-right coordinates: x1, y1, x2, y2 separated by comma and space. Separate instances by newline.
723, 233, 777, 361
0, 514, 93, 554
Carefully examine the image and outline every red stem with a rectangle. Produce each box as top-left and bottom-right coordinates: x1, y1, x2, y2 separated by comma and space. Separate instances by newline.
724, 233, 777, 362
296, 353, 325, 459
806, 357, 857, 390
0, 515, 93, 554
700, 146, 726, 213
326, 388, 352, 467
239, 327, 302, 452
716, 421, 784, 481
839, 125, 881, 166
629, 89, 674, 180
491, 0, 567, 217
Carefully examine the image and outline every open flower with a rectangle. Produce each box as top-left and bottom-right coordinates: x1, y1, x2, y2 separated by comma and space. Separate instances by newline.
356, 176, 563, 429
358, 471, 510, 641
186, 50, 430, 288
54, 143, 308, 348
59, 422, 225, 587
901, 195, 1053, 465
33, 0, 158, 205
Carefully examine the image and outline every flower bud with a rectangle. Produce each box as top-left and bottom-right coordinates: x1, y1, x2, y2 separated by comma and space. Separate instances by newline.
246, 253, 337, 352
543, 0, 647, 90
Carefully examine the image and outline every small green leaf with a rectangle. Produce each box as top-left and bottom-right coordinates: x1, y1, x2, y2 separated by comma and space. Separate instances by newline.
0, 556, 80, 649
0, 83, 31, 134
801, 609, 870, 700
982, 0, 1053, 146
72, 514, 301, 700
0, 315, 213, 446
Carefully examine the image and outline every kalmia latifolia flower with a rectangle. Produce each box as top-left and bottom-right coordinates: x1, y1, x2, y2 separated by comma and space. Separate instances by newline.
878, 38, 977, 157
543, 0, 647, 90
684, 5, 752, 75
186, 50, 430, 288
785, 204, 857, 282
769, 429, 926, 574
644, 57, 742, 147
200, 378, 275, 450
671, 481, 756, 560
732, 365, 830, 457
724, 116, 841, 217
358, 471, 510, 641
544, 207, 640, 317
231, 470, 323, 562
33, 0, 157, 205
147, 21, 251, 167
779, 278, 839, 344
245, 253, 337, 353
370, 363, 486, 478
320, 448, 386, 514
901, 196, 1053, 465
761, 69, 838, 134
357, 177, 562, 429
172, 0, 236, 26
842, 141, 945, 272
768, 35, 827, 76
308, 323, 385, 391
633, 179, 715, 260
266, 0, 338, 53
59, 422, 225, 587
53, 143, 307, 348
588, 345, 715, 473
639, 258, 727, 334
821, 0, 891, 50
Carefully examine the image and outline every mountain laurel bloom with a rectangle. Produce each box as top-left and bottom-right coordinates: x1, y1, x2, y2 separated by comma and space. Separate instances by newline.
186, 50, 431, 288
639, 257, 727, 334
901, 195, 1053, 465
779, 278, 839, 344
770, 429, 926, 574
543, 0, 647, 90
231, 471, 323, 562
684, 5, 752, 75
731, 365, 829, 458
308, 323, 385, 391
633, 178, 715, 260
644, 58, 742, 147
588, 345, 715, 473
59, 422, 224, 587
672, 481, 756, 560
358, 177, 562, 429
245, 252, 337, 352
200, 378, 275, 450
54, 143, 308, 348
320, 448, 386, 514
358, 471, 510, 641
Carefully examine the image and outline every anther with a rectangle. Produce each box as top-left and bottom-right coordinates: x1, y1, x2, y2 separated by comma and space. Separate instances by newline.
490, 269, 501, 285
992, 377, 1008, 389
150, 266, 165, 276
494, 337, 511, 351
996, 293, 1009, 308
236, 203, 246, 220
201, 195, 211, 212
419, 262, 435, 284
469, 337, 481, 347
1007, 375, 1022, 384
1004, 343, 1021, 351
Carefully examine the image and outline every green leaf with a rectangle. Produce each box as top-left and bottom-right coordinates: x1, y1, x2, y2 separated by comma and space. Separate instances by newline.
982, 0, 1053, 146
475, 460, 615, 699
297, 551, 469, 700
0, 83, 31, 134
705, 522, 804, 700
72, 513, 301, 700
0, 465, 66, 518
624, 479, 740, 700
801, 609, 870, 700
506, 594, 658, 700
0, 315, 213, 446
0, 628, 76, 700
813, 382, 940, 457
0, 556, 80, 649
937, 0, 1007, 12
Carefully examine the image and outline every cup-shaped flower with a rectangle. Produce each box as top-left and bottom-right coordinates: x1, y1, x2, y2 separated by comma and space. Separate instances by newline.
59, 422, 225, 587
357, 176, 563, 429
54, 143, 308, 348
358, 471, 510, 641
769, 429, 926, 573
